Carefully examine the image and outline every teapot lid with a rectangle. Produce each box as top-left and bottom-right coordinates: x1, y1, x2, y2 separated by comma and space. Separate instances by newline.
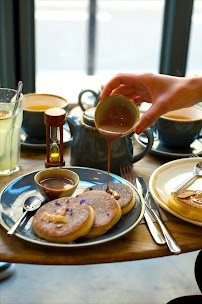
83, 107, 96, 127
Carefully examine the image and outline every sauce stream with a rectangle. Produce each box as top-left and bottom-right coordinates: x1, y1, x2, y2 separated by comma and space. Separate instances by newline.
96, 102, 137, 191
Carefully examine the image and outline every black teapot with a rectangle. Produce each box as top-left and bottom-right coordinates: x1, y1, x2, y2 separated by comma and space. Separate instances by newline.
66, 108, 153, 175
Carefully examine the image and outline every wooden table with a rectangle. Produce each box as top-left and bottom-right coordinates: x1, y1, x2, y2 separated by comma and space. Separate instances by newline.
0, 138, 201, 266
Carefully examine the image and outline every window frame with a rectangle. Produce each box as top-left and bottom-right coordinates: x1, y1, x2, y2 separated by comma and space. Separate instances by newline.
159, 0, 194, 76
0, 0, 35, 93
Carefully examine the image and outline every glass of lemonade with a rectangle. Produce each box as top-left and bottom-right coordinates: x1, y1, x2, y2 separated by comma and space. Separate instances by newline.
0, 88, 23, 175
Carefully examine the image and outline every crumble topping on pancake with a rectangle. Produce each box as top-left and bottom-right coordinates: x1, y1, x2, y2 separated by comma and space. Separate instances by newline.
167, 189, 202, 222
173, 190, 202, 208
84, 182, 135, 215
32, 196, 94, 243
40, 212, 67, 223
77, 190, 122, 238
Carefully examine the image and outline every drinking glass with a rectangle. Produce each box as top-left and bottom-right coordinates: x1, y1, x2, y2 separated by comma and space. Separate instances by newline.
0, 88, 23, 175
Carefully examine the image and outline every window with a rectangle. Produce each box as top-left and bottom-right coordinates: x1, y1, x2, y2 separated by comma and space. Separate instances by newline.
187, 0, 202, 76
35, 0, 164, 102
0, 0, 195, 96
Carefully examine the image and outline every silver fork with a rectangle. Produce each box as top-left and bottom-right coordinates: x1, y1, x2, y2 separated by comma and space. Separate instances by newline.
120, 167, 166, 245
191, 153, 199, 158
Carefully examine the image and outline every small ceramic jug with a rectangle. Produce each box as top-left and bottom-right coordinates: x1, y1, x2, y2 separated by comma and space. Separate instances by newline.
66, 108, 153, 175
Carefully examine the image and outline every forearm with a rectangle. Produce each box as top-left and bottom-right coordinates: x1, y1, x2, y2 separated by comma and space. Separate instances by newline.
185, 76, 202, 105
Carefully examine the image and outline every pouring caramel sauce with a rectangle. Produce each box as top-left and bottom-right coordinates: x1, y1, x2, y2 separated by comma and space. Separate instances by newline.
95, 100, 138, 191
98, 103, 136, 141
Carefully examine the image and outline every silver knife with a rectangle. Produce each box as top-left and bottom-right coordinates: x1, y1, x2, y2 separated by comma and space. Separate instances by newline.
136, 176, 181, 255
136, 180, 165, 245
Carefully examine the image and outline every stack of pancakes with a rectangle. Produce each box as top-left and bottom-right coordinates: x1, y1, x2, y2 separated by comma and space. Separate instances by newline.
168, 189, 202, 222
84, 182, 135, 215
32, 182, 136, 243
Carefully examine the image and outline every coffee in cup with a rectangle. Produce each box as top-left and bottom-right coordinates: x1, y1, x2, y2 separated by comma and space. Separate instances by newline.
22, 93, 68, 139
153, 105, 202, 148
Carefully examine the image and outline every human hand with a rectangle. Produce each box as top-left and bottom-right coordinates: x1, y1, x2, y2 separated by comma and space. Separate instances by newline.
99, 73, 200, 134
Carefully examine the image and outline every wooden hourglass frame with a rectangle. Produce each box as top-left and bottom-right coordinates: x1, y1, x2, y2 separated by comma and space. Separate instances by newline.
44, 108, 66, 168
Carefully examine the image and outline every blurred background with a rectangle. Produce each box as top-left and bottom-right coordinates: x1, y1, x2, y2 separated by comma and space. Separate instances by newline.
35, 0, 202, 102
35, 0, 164, 102
1, 0, 202, 104
0, 1, 202, 303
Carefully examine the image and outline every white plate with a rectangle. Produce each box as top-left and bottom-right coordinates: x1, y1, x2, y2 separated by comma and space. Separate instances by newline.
149, 157, 202, 226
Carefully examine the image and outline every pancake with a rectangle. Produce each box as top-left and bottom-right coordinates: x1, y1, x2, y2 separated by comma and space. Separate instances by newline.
84, 182, 135, 215
77, 190, 122, 238
168, 190, 202, 222
32, 196, 94, 243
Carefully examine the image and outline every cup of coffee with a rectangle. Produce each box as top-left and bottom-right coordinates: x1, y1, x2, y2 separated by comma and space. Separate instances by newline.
153, 105, 202, 148
22, 93, 68, 139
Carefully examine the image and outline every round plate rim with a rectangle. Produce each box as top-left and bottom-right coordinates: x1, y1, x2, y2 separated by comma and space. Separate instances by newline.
0, 166, 145, 247
149, 157, 202, 227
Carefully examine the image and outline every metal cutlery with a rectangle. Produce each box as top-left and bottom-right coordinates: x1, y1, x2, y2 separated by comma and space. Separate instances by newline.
136, 176, 181, 255
12, 81, 23, 115
7, 196, 41, 235
120, 167, 165, 245
136, 183, 166, 245
171, 161, 202, 194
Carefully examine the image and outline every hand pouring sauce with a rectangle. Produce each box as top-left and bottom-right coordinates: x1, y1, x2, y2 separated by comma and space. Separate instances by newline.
94, 95, 139, 191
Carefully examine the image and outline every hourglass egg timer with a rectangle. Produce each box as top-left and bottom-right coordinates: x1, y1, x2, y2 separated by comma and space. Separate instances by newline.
44, 108, 66, 168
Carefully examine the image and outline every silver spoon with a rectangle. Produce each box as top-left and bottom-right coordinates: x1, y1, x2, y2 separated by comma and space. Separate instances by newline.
171, 161, 202, 194
7, 196, 41, 236
12, 81, 23, 115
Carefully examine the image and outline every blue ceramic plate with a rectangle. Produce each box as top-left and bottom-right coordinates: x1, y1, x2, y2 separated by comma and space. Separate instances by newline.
20, 123, 72, 150
0, 167, 144, 247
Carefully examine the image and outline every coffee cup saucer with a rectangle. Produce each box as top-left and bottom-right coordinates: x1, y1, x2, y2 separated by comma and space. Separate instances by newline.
21, 123, 72, 151
135, 128, 202, 159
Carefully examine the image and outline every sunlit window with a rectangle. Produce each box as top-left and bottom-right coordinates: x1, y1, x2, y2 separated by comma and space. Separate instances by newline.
35, 0, 164, 103
187, 0, 202, 76
96, 1, 164, 73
